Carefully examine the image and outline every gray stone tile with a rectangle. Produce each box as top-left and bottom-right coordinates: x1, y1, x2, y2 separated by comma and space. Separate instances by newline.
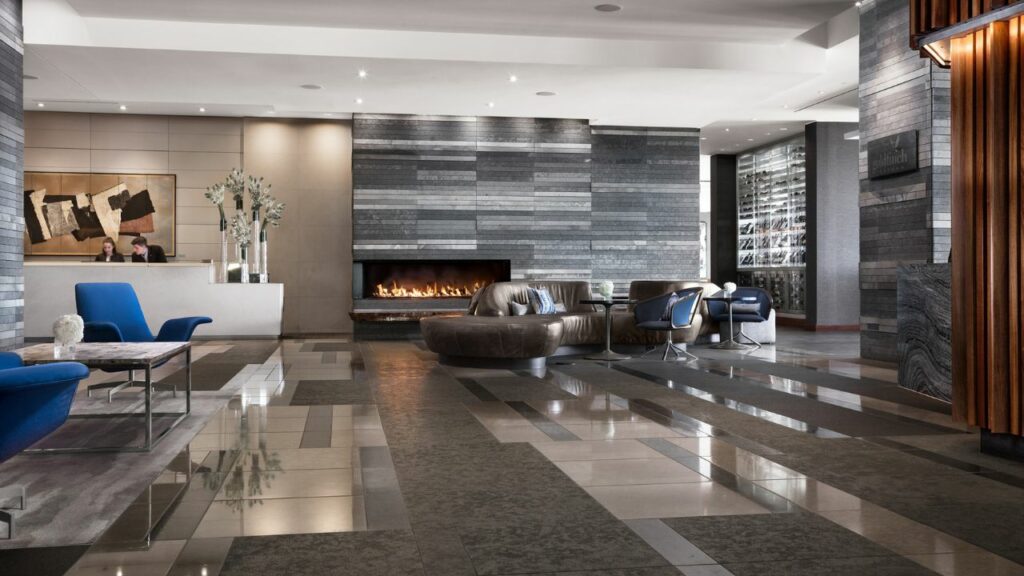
662, 513, 898, 564
459, 522, 668, 575
219, 531, 425, 575
721, 556, 936, 576
290, 380, 373, 405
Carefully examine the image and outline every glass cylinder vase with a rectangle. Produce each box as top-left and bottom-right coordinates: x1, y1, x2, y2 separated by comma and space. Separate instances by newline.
219, 218, 228, 283
251, 213, 262, 280
239, 246, 250, 284
259, 229, 269, 283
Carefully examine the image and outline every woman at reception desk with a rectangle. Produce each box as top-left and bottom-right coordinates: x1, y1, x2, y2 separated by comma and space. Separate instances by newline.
94, 237, 125, 263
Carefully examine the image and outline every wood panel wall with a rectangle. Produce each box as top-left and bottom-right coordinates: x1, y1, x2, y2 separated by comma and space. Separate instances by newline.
949, 16, 1024, 434
911, 0, 1023, 44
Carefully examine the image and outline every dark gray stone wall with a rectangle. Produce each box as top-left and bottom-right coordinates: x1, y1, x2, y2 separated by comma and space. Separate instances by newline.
859, 0, 950, 361
352, 115, 700, 290
897, 263, 951, 402
806, 122, 860, 328
0, 0, 22, 349
709, 155, 737, 286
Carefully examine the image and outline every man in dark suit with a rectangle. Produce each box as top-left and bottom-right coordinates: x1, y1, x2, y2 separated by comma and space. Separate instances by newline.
130, 236, 168, 263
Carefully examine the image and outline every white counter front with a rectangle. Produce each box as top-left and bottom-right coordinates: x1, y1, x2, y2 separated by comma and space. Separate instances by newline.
25, 262, 283, 338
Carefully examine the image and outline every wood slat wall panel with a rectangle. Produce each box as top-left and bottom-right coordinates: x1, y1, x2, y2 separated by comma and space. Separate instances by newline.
911, 0, 1023, 43
949, 17, 1024, 434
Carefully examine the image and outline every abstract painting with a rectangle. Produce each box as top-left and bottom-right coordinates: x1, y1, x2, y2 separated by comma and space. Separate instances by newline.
24, 173, 176, 257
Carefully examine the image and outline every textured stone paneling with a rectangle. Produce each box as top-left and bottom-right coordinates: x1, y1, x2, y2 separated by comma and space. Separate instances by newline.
859, 0, 950, 361
352, 115, 700, 291
0, 0, 23, 349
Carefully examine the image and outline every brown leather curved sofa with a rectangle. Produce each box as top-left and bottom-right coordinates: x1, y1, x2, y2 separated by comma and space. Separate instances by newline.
421, 280, 722, 365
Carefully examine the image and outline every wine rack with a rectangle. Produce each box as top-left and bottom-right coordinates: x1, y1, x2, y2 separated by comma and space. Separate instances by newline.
736, 136, 806, 315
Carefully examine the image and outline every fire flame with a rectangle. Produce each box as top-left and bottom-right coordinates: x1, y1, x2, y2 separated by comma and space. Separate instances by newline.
374, 281, 485, 298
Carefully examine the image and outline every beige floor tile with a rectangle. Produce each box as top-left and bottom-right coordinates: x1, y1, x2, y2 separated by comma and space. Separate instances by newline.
556, 458, 707, 486
215, 468, 356, 500
585, 482, 769, 519
330, 428, 388, 447
66, 540, 186, 576
666, 437, 805, 480
754, 478, 863, 511
906, 552, 1024, 576
330, 415, 384, 430
240, 447, 354, 470
489, 424, 555, 443
561, 421, 682, 440
193, 496, 364, 538
531, 439, 665, 462
819, 502, 981, 555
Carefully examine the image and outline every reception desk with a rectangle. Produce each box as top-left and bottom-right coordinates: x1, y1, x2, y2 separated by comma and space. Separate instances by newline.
25, 262, 283, 338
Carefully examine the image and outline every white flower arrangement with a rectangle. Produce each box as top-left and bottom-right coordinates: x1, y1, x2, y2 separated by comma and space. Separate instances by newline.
53, 314, 84, 346
598, 280, 615, 299
247, 175, 272, 213
262, 197, 286, 230
723, 282, 738, 295
226, 168, 246, 209
230, 213, 252, 248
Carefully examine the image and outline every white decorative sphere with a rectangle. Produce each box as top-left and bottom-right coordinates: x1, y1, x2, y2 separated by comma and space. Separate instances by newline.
723, 282, 738, 295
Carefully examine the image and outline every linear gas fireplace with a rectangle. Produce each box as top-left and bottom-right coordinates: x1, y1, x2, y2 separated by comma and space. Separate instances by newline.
353, 260, 511, 300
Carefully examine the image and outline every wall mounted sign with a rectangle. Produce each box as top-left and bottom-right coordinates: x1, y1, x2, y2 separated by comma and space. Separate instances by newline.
24, 172, 176, 256
868, 130, 919, 179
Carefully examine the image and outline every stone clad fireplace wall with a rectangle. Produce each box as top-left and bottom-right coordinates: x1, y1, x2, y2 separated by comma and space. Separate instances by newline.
352, 114, 700, 291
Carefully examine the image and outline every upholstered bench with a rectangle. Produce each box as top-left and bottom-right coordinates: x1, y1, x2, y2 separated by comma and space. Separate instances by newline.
420, 315, 563, 368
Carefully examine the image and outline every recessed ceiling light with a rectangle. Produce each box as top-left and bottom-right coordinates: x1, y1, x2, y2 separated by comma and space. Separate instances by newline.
324, 112, 333, 117
487, 101, 496, 108
855, 1, 862, 6
724, 128, 730, 132
199, 107, 206, 113
747, 138, 754, 142
509, 74, 518, 83
780, 127, 789, 131
818, 90, 825, 95
594, 4, 622, 12
765, 132, 771, 136
36, 102, 44, 108
358, 69, 368, 79
119, 104, 127, 111
355, 98, 363, 105
301, 84, 323, 90
700, 137, 707, 141
751, 118, 758, 121
782, 104, 789, 109
266, 110, 275, 114
23, 74, 38, 80
536, 91, 557, 97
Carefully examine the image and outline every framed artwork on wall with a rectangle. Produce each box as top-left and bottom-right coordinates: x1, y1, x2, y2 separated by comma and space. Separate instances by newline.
24, 172, 176, 257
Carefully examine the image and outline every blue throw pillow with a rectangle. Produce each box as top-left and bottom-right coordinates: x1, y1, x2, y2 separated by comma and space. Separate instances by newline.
528, 287, 557, 315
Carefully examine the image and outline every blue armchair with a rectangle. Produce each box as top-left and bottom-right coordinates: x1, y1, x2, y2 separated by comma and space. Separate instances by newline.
0, 352, 90, 537
706, 287, 773, 348
633, 287, 703, 361
75, 283, 211, 400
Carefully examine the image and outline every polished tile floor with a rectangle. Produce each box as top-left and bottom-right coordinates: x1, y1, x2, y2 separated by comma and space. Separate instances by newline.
3, 331, 1024, 575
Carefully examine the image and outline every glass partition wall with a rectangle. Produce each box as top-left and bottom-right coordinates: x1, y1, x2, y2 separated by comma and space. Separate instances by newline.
735, 136, 807, 317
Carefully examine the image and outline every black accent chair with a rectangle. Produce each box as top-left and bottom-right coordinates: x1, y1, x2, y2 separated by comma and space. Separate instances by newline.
706, 287, 772, 349
633, 287, 704, 361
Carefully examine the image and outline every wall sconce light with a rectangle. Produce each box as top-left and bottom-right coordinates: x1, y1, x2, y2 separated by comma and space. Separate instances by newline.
922, 38, 951, 68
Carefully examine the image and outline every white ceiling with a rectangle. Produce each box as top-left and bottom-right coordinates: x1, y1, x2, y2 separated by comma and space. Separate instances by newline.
23, 0, 861, 152
63, 0, 856, 43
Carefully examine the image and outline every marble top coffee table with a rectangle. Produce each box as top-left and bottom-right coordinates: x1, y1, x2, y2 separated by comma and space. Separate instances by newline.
15, 342, 192, 453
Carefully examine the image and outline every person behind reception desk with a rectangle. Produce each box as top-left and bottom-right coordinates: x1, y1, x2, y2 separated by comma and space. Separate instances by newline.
130, 236, 167, 263
94, 237, 125, 262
